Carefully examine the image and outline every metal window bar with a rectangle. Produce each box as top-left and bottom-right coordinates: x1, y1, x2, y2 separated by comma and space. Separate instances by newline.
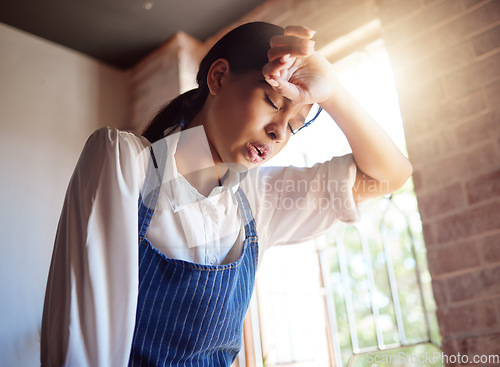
318, 248, 344, 367
359, 222, 384, 348
336, 231, 360, 354
380, 195, 433, 344
379, 207, 408, 346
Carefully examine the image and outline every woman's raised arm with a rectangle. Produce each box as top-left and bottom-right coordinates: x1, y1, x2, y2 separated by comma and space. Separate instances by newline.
262, 25, 412, 202
321, 78, 413, 202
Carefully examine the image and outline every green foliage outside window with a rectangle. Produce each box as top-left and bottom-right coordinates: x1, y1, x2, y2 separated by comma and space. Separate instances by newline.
325, 179, 442, 366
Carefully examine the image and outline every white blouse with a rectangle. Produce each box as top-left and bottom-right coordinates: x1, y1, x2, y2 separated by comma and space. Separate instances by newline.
41, 126, 358, 367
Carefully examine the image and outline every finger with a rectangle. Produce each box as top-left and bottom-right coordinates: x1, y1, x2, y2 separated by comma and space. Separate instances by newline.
270, 35, 315, 49
262, 55, 296, 80
268, 45, 313, 62
284, 25, 316, 39
265, 75, 301, 101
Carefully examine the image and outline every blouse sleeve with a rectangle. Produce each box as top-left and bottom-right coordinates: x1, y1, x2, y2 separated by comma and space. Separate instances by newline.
41, 127, 148, 367
247, 153, 358, 249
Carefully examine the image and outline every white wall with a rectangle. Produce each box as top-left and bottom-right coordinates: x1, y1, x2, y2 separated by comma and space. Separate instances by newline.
0, 22, 130, 366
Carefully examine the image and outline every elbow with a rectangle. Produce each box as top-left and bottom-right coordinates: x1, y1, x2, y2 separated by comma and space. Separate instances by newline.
402, 157, 414, 183
389, 158, 413, 193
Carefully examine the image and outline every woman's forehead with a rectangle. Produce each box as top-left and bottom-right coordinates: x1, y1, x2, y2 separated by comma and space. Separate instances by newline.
260, 81, 312, 117
231, 70, 314, 120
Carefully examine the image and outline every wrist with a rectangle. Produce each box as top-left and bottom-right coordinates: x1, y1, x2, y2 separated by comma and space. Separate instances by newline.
321, 77, 346, 111
318, 63, 342, 99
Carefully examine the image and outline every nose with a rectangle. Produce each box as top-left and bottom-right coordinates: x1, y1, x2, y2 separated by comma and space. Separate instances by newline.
265, 114, 289, 143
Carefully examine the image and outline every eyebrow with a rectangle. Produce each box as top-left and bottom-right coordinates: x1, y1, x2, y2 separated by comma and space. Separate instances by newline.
259, 79, 308, 123
259, 79, 292, 103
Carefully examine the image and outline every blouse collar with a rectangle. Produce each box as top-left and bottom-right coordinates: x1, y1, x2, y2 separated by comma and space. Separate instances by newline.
154, 125, 244, 212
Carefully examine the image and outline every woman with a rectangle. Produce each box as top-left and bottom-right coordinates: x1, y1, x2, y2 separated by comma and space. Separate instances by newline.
41, 22, 412, 366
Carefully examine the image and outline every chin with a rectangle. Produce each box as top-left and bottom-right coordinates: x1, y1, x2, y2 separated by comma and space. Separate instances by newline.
223, 152, 257, 171
234, 157, 255, 171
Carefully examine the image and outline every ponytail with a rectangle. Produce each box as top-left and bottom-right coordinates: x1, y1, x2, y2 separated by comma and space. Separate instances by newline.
142, 87, 208, 143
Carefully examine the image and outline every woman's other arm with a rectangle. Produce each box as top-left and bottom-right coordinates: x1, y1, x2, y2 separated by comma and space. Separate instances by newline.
41, 128, 147, 366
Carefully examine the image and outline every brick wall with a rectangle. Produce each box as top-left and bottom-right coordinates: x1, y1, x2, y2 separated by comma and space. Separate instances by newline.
377, 0, 500, 361
205, 0, 379, 55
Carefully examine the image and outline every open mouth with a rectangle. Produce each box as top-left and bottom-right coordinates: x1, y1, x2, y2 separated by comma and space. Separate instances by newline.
247, 142, 271, 164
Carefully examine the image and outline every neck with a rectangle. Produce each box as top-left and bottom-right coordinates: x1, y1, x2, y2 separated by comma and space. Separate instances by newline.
174, 122, 225, 197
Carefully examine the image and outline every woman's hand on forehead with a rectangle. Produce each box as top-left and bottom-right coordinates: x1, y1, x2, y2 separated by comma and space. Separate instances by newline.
262, 25, 334, 105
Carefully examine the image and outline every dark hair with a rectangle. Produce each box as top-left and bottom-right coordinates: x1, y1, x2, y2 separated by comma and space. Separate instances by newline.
142, 22, 285, 143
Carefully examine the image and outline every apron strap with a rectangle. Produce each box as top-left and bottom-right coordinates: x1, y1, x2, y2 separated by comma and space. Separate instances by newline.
234, 187, 257, 238
138, 139, 168, 238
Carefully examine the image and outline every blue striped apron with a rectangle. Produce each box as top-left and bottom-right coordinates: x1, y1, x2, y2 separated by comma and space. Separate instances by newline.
129, 145, 258, 366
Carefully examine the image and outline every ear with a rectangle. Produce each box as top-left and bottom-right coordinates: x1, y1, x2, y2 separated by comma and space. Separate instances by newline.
207, 58, 230, 95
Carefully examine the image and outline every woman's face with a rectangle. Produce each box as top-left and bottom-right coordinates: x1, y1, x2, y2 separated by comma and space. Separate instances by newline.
203, 69, 312, 169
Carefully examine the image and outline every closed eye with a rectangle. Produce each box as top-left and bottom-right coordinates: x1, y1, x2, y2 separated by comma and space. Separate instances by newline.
265, 94, 279, 110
